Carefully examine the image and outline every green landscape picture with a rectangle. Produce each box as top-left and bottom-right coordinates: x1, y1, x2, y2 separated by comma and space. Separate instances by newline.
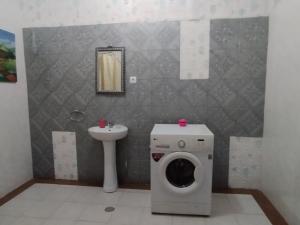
0, 29, 17, 82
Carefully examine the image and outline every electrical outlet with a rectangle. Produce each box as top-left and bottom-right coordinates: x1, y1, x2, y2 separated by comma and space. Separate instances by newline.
129, 76, 137, 84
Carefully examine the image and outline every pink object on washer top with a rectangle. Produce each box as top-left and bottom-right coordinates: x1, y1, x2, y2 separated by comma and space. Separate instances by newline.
178, 119, 187, 127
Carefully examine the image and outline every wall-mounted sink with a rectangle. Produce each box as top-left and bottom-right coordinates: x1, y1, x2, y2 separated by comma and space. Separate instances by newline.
88, 125, 128, 193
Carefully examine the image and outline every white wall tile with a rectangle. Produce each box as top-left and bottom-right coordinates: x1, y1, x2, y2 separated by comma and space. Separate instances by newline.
3, 0, 279, 27
52, 131, 78, 180
180, 20, 210, 80
229, 137, 262, 189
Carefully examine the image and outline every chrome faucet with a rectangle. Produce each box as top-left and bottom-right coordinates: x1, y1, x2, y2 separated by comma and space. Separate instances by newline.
107, 121, 114, 128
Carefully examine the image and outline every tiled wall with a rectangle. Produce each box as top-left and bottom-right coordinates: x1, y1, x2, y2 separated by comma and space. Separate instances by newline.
24, 17, 268, 188
52, 131, 78, 180
229, 137, 262, 189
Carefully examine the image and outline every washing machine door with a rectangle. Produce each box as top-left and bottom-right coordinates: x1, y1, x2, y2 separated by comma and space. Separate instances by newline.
159, 152, 205, 195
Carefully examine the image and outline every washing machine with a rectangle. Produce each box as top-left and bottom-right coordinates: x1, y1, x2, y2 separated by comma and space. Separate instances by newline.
150, 124, 214, 216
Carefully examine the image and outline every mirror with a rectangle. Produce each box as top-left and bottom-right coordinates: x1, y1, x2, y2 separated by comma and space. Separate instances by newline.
96, 47, 125, 93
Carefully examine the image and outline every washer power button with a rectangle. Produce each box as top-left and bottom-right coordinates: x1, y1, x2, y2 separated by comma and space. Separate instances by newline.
178, 140, 186, 148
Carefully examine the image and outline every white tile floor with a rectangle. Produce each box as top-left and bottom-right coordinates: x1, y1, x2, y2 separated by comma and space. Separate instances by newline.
0, 184, 272, 225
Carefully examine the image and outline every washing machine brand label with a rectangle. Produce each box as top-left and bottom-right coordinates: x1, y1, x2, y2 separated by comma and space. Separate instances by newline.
152, 153, 165, 162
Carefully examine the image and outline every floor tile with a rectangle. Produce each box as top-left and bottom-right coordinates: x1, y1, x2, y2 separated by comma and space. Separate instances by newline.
45, 185, 77, 202
117, 192, 150, 207
43, 219, 75, 225
172, 215, 205, 225
227, 194, 264, 214
0, 215, 19, 225
66, 186, 101, 204
79, 204, 112, 223
15, 184, 57, 201
212, 194, 234, 215
52, 202, 87, 220
0, 199, 34, 217
109, 206, 144, 225
75, 221, 106, 225
11, 217, 46, 225
91, 189, 122, 205
205, 214, 239, 225
139, 207, 172, 225
23, 200, 62, 218
234, 214, 272, 225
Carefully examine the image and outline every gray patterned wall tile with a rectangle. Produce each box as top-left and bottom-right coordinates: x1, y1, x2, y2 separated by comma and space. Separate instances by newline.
126, 51, 153, 78
239, 17, 269, 49
127, 160, 141, 183
43, 28, 74, 54
52, 83, 73, 104
209, 49, 240, 80
97, 25, 124, 47
24, 18, 268, 189
206, 107, 236, 136
213, 136, 230, 167
72, 26, 100, 53
121, 79, 151, 106
44, 119, 64, 134
53, 108, 72, 128
121, 23, 152, 50
213, 164, 229, 189
64, 95, 88, 112
77, 136, 104, 183
154, 22, 180, 50
237, 111, 263, 137
151, 50, 180, 77
180, 81, 207, 104
41, 96, 62, 118
27, 27, 58, 55
32, 144, 55, 178
210, 19, 241, 51
238, 48, 267, 79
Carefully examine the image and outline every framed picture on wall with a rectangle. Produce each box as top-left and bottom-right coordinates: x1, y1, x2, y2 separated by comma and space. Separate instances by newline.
0, 29, 17, 82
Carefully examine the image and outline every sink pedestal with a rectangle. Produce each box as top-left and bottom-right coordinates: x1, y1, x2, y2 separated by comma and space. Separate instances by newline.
88, 125, 128, 193
103, 141, 118, 193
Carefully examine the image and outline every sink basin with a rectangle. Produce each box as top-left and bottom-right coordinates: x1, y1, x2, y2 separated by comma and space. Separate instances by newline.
88, 125, 128, 141
88, 124, 128, 193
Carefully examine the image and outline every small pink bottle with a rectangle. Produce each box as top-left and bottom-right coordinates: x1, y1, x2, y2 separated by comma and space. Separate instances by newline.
98, 119, 106, 128
178, 119, 187, 127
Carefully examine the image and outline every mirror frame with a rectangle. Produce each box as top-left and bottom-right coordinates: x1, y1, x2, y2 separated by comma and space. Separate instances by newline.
95, 46, 125, 94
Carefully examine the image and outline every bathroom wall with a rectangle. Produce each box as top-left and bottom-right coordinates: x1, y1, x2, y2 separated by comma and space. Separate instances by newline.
14, 0, 278, 83
0, 0, 274, 193
262, 0, 300, 224
0, 2, 33, 197
24, 17, 268, 188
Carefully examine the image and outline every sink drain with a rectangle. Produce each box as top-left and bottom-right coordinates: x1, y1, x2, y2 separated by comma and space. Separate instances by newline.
105, 206, 115, 212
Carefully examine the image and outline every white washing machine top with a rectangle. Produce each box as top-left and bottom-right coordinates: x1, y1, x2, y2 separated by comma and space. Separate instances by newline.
151, 124, 214, 153
151, 124, 213, 137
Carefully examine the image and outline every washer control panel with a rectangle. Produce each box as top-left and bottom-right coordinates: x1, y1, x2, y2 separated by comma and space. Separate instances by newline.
151, 136, 212, 153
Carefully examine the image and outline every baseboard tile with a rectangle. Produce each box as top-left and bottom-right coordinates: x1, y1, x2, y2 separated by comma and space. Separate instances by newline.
0, 179, 35, 206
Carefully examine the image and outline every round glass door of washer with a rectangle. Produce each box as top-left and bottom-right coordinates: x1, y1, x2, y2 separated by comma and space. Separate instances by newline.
159, 152, 205, 194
